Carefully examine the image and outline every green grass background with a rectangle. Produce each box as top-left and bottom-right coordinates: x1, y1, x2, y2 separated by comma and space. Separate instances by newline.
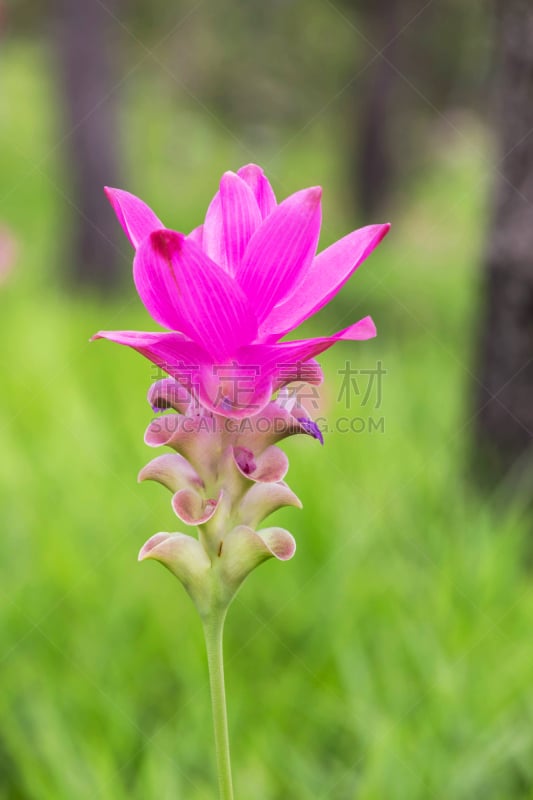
1, 43, 533, 799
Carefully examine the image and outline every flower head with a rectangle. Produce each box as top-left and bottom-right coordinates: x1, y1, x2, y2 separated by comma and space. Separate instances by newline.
93, 164, 389, 417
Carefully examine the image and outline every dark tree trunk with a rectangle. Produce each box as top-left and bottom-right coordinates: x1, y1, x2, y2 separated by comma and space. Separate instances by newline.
349, 0, 401, 219
54, 0, 124, 290
474, 0, 533, 481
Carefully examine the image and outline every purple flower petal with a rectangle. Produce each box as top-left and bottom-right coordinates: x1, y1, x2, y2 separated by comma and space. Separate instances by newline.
260, 223, 390, 340
105, 187, 163, 249
295, 417, 324, 444
236, 186, 322, 324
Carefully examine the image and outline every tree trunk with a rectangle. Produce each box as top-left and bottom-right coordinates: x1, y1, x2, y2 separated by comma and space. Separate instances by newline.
474, 0, 533, 481
348, 0, 401, 219
54, 0, 124, 290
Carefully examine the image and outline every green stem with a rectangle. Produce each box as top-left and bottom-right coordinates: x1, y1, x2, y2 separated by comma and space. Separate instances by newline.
203, 609, 234, 800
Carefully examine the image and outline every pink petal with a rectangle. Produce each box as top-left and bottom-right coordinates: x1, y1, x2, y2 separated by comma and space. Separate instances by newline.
134, 231, 258, 359
260, 223, 390, 340
138, 453, 204, 492
203, 173, 262, 274
132, 230, 189, 331
271, 359, 323, 390
172, 488, 222, 525
225, 401, 315, 450
92, 329, 275, 419
236, 187, 322, 324
220, 172, 262, 273
238, 482, 302, 528
232, 445, 289, 483
105, 187, 163, 249
256, 527, 296, 561
187, 224, 204, 246
148, 378, 191, 413
237, 317, 377, 386
220, 524, 296, 592
144, 414, 222, 478
202, 190, 223, 264
237, 164, 277, 218
197, 360, 273, 418
138, 532, 211, 599
91, 329, 207, 392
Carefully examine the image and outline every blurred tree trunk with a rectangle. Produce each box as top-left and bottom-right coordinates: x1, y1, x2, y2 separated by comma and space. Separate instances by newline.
54, 0, 123, 290
474, 0, 533, 481
350, 0, 400, 218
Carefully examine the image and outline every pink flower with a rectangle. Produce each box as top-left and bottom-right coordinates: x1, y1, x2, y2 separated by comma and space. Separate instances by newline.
93, 164, 389, 417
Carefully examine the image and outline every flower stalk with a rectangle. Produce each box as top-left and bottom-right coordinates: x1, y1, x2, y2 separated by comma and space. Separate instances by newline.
203, 607, 233, 800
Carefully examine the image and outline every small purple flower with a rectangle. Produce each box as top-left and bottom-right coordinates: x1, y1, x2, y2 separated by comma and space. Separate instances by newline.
93, 164, 389, 418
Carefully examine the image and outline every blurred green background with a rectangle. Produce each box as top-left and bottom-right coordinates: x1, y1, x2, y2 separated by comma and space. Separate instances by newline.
1, 2, 533, 799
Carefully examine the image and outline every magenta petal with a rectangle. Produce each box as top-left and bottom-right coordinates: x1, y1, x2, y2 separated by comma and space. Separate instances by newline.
261, 223, 390, 339
202, 190, 223, 266
203, 173, 262, 274
92, 330, 278, 419
237, 164, 277, 218
135, 231, 258, 359
238, 317, 377, 386
220, 172, 262, 273
133, 231, 189, 331
105, 187, 163, 249
197, 360, 273, 419
237, 186, 322, 323
187, 224, 204, 246
271, 358, 323, 390
91, 330, 213, 408
92, 328, 206, 380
